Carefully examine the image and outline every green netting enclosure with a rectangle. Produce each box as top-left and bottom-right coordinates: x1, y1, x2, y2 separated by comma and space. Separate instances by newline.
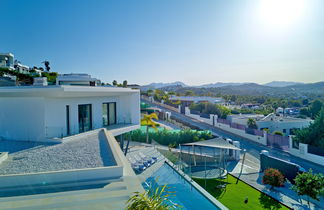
178, 138, 241, 179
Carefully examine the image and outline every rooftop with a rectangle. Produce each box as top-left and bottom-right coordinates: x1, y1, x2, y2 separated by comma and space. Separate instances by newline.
259, 113, 312, 122
0, 85, 139, 97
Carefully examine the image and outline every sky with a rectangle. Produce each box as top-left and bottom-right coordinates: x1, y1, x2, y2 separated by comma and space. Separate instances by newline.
1, 0, 324, 85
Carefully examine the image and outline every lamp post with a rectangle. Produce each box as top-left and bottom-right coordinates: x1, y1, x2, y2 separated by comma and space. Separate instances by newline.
236, 149, 246, 184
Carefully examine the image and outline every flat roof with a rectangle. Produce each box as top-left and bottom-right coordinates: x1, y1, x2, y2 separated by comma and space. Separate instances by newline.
0, 133, 116, 175
182, 138, 241, 150
0, 85, 139, 97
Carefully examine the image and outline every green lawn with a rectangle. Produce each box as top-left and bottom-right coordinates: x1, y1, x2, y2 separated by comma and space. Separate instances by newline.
194, 175, 289, 210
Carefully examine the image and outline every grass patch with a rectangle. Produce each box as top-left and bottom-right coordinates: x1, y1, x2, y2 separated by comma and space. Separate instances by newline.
194, 174, 289, 210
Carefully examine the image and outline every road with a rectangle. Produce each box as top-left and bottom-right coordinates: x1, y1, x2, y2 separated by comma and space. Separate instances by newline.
142, 99, 324, 174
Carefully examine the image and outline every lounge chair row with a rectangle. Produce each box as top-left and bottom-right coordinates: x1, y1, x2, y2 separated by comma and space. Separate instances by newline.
128, 152, 158, 173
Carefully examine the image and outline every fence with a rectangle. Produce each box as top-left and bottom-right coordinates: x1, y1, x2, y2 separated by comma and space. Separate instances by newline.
245, 127, 264, 137
267, 134, 290, 151
230, 122, 246, 131
308, 145, 324, 157
217, 118, 230, 125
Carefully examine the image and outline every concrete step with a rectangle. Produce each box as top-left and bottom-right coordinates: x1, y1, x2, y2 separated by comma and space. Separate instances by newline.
0, 177, 124, 198
0, 187, 132, 209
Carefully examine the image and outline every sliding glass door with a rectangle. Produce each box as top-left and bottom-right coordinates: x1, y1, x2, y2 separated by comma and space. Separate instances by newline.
102, 102, 116, 126
78, 104, 92, 133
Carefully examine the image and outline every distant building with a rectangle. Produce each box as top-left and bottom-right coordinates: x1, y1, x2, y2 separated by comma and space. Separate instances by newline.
56, 73, 101, 86
227, 114, 264, 125
0, 53, 14, 70
241, 103, 260, 110
257, 113, 312, 136
14, 60, 30, 74
127, 84, 140, 89
0, 75, 16, 86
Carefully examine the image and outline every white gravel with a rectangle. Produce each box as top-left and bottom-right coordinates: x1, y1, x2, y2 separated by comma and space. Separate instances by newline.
0, 132, 116, 175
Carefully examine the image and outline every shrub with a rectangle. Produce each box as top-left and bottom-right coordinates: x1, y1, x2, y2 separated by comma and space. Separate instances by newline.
262, 168, 285, 189
272, 131, 283, 136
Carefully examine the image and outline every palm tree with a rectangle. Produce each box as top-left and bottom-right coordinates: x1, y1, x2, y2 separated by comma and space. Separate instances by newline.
141, 113, 158, 144
247, 118, 257, 129
123, 80, 128, 87
126, 185, 179, 210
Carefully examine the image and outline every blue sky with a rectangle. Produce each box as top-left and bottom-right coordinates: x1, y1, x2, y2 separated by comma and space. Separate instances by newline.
1, 0, 323, 85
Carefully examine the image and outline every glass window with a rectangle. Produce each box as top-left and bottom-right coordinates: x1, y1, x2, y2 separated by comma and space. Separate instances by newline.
66, 105, 70, 135
78, 104, 92, 133
102, 102, 116, 126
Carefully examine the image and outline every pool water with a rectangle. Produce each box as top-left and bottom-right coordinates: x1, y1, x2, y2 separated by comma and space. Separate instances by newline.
143, 163, 222, 210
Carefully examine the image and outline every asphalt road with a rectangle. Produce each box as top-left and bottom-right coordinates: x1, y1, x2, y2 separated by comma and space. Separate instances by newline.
142, 99, 324, 174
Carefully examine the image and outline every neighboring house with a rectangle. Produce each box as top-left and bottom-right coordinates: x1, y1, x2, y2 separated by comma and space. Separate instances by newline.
14, 60, 30, 74
0, 75, 16, 86
0, 53, 14, 70
256, 113, 312, 136
227, 114, 264, 125
56, 73, 101, 86
241, 103, 260, 110
0, 85, 140, 141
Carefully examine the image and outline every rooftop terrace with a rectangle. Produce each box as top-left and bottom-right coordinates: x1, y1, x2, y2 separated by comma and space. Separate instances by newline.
0, 132, 116, 175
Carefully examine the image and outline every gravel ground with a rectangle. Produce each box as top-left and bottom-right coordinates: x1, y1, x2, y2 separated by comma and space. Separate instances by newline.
0, 132, 116, 175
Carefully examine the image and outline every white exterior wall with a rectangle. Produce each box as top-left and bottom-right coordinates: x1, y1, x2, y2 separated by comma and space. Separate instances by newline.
288, 138, 324, 166
214, 122, 267, 145
0, 97, 46, 141
0, 87, 140, 142
44, 94, 140, 139
184, 107, 214, 125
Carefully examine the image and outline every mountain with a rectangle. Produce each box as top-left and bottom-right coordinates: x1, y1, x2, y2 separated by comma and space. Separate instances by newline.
263, 81, 304, 87
158, 81, 324, 98
140, 81, 187, 91
195, 82, 246, 88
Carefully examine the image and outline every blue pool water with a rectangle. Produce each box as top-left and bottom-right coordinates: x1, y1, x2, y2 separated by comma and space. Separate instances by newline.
143, 163, 221, 210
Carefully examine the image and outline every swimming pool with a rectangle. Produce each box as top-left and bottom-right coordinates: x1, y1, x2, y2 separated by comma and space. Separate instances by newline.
143, 162, 227, 210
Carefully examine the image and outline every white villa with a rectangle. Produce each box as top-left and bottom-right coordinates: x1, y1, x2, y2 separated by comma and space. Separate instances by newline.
0, 85, 140, 142
256, 113, 312, 136
56, 73, 101, 86
0, 53, 14, 70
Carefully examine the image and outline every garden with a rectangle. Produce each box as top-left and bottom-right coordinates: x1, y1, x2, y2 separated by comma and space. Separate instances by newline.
194, 174, 289, 210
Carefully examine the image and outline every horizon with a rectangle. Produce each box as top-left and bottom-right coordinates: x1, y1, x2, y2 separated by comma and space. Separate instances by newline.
1, 0, 324, 85
141, 80, 323, 86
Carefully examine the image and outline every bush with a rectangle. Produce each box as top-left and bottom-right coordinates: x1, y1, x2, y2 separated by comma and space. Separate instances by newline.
273, 131, 283, 136
262, 168, 285, 189
126, 128, 213, 146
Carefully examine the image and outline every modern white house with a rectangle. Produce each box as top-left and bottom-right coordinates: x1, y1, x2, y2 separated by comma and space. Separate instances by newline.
56, 73, 101, 86
0, 53, 14, 70
0, 85, 140, 142
256, 113, 312, 136
14, 60, 30, 74
227, 114, 265, 125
